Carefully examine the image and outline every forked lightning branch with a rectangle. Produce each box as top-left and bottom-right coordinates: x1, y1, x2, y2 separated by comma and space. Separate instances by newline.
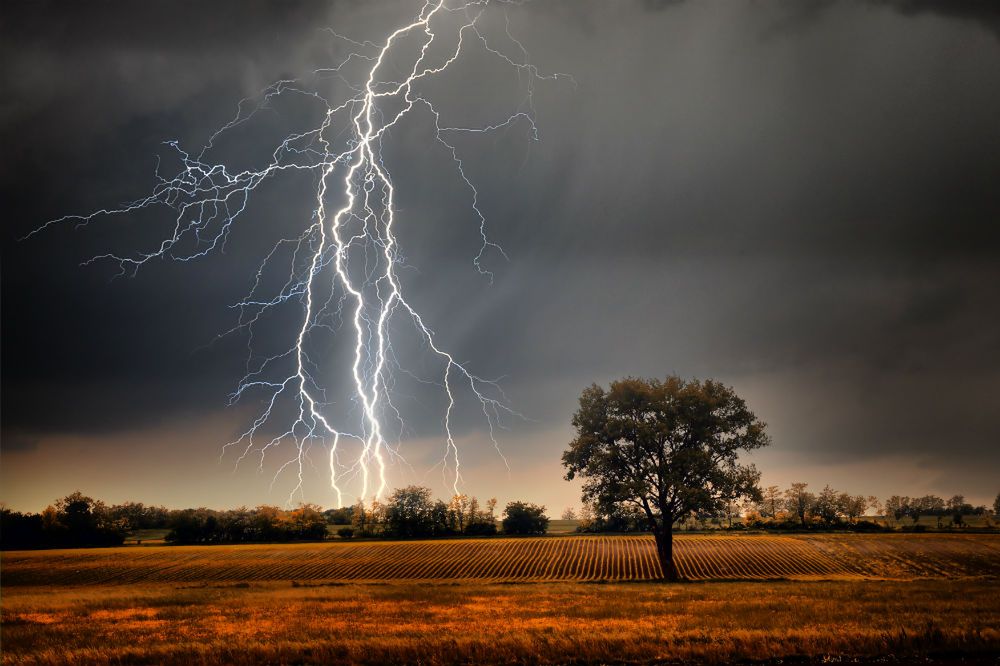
30, 0, 568, 505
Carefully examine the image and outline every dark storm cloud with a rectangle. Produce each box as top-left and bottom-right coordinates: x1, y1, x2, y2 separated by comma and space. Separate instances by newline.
880, 0, 1000, 39
0, 0, 392, 428
2, 0, 999, 505
760, 0, 1000, 40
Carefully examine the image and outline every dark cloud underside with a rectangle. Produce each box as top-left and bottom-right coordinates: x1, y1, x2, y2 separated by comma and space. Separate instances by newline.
2, 0, 998, 509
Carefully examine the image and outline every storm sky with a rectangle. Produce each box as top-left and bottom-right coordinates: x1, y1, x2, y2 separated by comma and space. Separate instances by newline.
2, 0, 999, 512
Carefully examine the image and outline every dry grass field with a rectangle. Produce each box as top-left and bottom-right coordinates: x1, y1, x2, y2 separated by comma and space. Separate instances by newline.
3, 580, 999, 665
2, 534, 998, 665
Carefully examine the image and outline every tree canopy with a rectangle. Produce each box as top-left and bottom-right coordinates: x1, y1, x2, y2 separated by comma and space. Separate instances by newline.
502, 502, 549, 535
563, 376, 769, 579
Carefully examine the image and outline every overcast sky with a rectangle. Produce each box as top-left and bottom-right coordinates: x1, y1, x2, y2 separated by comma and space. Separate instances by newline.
2, 0, 999, 512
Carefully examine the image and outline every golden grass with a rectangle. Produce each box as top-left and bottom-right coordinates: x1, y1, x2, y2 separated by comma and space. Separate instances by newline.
2, 579, 998, 664
3, 533, 998, 585
3, 535, 997, 663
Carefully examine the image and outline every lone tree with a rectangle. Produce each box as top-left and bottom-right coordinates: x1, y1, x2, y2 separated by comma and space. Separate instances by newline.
562, 376, 769, 580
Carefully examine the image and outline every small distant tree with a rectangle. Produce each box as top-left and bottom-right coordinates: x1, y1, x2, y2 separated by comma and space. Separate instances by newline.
429, 500, 451, 535
465, 496, 479, 529
324, 506, 355, 525
884, 496, 910, 526
914, 495, 944, 527
486, 498, 498, 521
372, 500, 387, 528
836, 493, 851, 522
222, 506, 253, 542
252, 505, 284, 541
502, 502, 548, 535
463, 497, 497, 536
385, 486, 435, 538
583, 502, 649, 532
107, 501, 168, 531
165, 509, 209, 543
722, 499, 741, 528
784, 483, 815, 527
947, 495, 968, 528
563, 376, 768, 579
866, 496, 881, 522
812, 485, 842, 525
288, 503, 328, 540
993, 492, 1000, 517
838, 494, 867, 524
41, 505, 62, 532
56, 492, 102, 535
561, 507, 578, 521
351, 499, 381, 537
448, 494, 470, 533
50, 492, 126, 546
762, 485, 781, 519
740, 498, 760, 524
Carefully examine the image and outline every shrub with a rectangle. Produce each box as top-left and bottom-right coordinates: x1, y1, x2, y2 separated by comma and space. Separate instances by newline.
337, 527, 354, 539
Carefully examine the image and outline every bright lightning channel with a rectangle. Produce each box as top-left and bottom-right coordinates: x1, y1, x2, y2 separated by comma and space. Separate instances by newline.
28, 1, 569, 506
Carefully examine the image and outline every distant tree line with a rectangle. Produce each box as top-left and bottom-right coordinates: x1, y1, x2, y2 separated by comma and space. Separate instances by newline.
0, 492, 331, 549
573, 483, 997, 534
1, 492, 134, 549
165, 504, 329, 544
340, 486, 547, 539
882, 494, 991, 529
1, 487, 550, 550
3, 485, 994, 550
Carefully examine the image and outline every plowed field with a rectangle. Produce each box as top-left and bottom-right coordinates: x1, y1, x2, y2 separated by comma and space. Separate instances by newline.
3, 534, 997, 586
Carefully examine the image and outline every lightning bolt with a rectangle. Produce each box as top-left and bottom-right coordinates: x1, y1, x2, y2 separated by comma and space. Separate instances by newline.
29, 0, 569, 506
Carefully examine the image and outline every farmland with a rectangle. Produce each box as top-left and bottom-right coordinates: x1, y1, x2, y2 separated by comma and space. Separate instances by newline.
4, 533, 998, 586
3, 534, 998, 665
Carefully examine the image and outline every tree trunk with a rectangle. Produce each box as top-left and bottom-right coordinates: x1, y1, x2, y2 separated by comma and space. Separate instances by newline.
654, 529, 680, 581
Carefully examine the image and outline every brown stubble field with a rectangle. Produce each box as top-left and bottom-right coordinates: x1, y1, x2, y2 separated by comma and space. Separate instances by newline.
2, 534, 999, 665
